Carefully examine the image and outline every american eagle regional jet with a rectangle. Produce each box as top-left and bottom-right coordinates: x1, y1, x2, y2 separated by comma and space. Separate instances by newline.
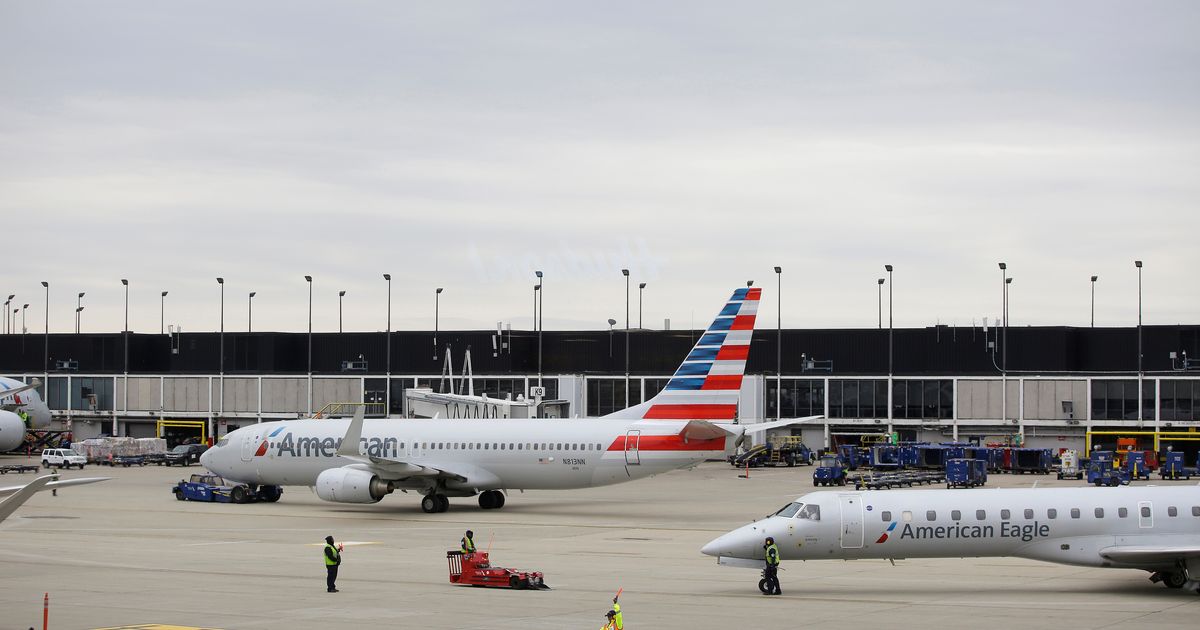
0, 377, 52, 453
202, 287, 817, 513
702, 486, 1200, 594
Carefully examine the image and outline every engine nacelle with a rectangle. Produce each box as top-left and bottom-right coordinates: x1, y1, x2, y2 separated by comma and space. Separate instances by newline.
0, 410, 29, 453
314, 467, 394, 504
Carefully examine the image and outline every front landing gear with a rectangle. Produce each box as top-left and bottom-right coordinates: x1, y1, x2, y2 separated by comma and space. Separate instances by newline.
422, 493, 450, 513
478, 490, 506, 510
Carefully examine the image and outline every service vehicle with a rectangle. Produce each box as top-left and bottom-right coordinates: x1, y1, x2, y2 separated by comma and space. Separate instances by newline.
812, 455, 846, 486
162, 444, 208, 466
172, 473, 283, 503
40, 448, 87, 470
105, 454, 147, 467
1056, 450, 1083, 480
446, 550, 549, 590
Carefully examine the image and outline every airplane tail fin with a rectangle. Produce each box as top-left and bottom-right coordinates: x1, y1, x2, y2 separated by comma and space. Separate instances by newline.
604, 287, 760, 420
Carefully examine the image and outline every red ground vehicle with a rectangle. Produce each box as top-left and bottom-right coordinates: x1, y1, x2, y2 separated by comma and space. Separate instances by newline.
446, 551, 549, 590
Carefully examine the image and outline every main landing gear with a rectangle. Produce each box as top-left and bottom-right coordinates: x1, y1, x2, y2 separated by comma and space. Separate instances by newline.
478, 490, 505, 510
422, 493, 450, 513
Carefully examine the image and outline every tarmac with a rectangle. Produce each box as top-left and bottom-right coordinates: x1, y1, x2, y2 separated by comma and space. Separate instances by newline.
2, 455, 1199, 629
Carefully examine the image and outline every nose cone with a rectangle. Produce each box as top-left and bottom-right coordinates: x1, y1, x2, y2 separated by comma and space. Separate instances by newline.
701, 522, 767, 559
199, 444, 217, 471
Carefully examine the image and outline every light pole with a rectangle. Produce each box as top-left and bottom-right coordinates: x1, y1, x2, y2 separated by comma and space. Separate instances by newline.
248, 292, 256, 332
339, 290, 346, 334
885, 264, 893, 423
433, 287, 443, 359
121, 279, 129, 374
21, 303, 28, 335
775, 266, 782, 421
305, 275, 313, 415
638, 282, 646, 330
608, 318, 616, 357
877, 278, 885, 329
383, 273, 391, 416
160, 291, 168, 335
1090, 275, 1097, 327
622, 269, 630, 407
2, 295, 10, 334
998, 262, 1007, 422
41, 281, 48, 377
535, 271, 543, 389
1135, 260, 1143, 423
75, 292, 85, 334
216, 277, 224, 375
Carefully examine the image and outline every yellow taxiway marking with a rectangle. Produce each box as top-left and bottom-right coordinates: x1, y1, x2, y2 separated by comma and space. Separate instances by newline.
93, 625, 223, 630
304, 540, 380, 547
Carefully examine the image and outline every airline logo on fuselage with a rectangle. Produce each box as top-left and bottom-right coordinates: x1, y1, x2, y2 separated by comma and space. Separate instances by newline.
878, 520, 1050, 543
258, 431, 399, 459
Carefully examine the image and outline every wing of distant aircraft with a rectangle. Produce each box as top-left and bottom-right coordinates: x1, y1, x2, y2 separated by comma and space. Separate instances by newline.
332, 407, 473, 484
0, 378, 41, 403
0, 475, 110, 523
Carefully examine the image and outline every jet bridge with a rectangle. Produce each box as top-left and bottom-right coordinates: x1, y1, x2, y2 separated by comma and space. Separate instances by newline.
403, 388, 569, 419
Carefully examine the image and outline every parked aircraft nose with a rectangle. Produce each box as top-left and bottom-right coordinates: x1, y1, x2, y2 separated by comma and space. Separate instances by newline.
702, 522, 766, 559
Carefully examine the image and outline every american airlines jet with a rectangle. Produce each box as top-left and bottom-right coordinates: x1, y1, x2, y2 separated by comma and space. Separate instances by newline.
0, 377, 52, 453
202, 287, 816, 513
701, 486, 1200, 594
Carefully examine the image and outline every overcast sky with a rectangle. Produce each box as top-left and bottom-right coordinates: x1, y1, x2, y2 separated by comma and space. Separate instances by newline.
3, 1, 1197, 335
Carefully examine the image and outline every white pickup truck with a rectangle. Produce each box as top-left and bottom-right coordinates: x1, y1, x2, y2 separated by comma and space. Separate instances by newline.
41, 448, 87, 470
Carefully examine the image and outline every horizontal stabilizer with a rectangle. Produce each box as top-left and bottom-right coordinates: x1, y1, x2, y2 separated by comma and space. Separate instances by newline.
740, 415, 825, 435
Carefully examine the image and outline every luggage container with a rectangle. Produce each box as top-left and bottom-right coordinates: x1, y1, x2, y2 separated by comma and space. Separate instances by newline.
946, 458, 987, 488
1009, 448, 1052, 474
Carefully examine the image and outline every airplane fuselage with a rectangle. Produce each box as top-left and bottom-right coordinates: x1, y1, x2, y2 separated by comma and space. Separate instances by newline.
703, 487, 1200, 573
203, 417, 726, 493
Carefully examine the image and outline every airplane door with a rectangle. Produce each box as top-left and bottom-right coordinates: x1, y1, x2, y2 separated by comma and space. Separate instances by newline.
624, 431, 641, 466
1138, 500, 1153, 529
240, 431, 261, 462
838, 493, 864, 549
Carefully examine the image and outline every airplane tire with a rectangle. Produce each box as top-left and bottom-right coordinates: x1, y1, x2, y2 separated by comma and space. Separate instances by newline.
1164, 571, 1188, 589
437, 495, 450, 512
231, 487, 247, 504
421, 495, 438, 513
493, 491, 505, 509
478, 493, 493, 509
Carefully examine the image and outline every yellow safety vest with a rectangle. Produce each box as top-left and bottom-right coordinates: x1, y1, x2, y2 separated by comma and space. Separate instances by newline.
612, 603, 623, 629
462, 536, 476, 553
765, 543, 780, 566
324, 543, 340, 566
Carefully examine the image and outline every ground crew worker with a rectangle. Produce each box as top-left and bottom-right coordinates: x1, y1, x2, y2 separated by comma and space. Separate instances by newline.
324, 535, 343, 592
461, 530, 476, 555
608, 594, 623, 629
763, 536, 781, 595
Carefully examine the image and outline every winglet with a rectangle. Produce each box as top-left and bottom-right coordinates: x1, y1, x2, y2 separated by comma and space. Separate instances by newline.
336, 406, 367, 457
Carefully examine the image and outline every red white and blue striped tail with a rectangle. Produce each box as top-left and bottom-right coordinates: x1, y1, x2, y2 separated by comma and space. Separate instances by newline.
603, 287, 760, 420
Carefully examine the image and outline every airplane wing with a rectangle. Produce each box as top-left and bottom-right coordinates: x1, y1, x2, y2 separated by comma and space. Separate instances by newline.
0, 475, 110, 523
334, 407, 470, 484
1099, 545, 1200, 566
0, 378, 42, 404
707, 415, 826, 437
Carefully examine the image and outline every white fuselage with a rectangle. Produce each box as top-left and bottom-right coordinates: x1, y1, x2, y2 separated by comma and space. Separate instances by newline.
703, 486, 1200, 571
0, 377, 51, 428
202, 417, 727, 493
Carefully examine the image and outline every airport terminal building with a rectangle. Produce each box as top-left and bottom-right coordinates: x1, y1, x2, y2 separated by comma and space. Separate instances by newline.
2, 323, 1199, 452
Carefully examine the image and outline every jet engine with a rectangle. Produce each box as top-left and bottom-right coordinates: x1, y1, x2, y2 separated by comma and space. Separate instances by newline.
314, 467, 395, 504
0, 410, 29, 453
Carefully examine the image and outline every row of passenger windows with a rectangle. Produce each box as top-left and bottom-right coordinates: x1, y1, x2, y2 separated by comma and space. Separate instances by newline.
404, 442, 604, 452
879, 505, 1200, 522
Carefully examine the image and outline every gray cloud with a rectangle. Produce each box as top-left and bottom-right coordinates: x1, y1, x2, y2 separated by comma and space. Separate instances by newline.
3, 1, 1197, 335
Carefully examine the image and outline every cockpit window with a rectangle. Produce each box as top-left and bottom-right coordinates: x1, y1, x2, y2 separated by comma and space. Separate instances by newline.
774, 502, 803, 518
797, 504, 821, 521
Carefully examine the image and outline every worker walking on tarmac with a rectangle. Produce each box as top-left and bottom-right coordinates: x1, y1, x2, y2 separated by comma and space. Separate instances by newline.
324, 535, 344, 593
763, 536, 782, 595
461, 530, 476, 555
